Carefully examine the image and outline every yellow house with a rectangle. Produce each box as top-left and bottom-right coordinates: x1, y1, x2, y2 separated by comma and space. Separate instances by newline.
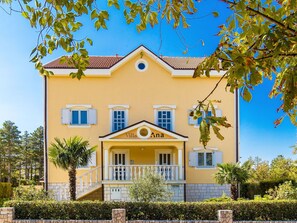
43, 45, 239, 201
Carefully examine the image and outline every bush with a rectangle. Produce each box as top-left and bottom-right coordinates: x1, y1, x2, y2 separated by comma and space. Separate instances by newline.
0, 198, 10, 207
129, 172, 172, 202
204, 193, 232, 202
240, 179, 296, 199
266, 181, 297, 200
4, 200, 297, 220
0, 183, 12, 198
13, 185, 53, 201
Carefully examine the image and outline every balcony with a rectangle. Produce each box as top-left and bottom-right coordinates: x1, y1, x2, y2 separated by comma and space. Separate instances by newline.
105, 165, 184, 182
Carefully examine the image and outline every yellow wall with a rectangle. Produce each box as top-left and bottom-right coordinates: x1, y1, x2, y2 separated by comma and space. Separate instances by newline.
47, 51, 236, 184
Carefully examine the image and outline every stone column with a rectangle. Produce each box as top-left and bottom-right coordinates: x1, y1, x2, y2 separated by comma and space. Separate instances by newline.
112, 209, 126, 223
218, 210, 233, 223
0, 207, 14, 223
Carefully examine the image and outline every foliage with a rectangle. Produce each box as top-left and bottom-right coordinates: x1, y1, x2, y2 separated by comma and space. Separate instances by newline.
4, 200, 297, 220
13, 185, 53, 201
0, 121, 44, 184
240, 179, 297, 199
0, 121, 21, 183
0, 198, 10, 207
243, 156, 297, 184
0, 183, 12, 198
266, 181, 297, 200
129, 172, 172, 202
195, 0, 297, 125
214, 162, 249, 200
49, 136, 97, 200
203, 192, 232, 202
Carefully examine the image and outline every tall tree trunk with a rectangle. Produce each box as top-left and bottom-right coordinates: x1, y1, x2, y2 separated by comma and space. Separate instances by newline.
230, 183, 238, 200
68, 167, 76, 200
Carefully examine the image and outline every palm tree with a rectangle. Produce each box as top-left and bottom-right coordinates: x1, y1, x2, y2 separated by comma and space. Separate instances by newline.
214, 162, 249, 200
49, 136, 97, 200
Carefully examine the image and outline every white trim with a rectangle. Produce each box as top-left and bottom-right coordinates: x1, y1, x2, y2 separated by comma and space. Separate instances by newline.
67, 125, 91, 128
153, 105, 177, 109
135, 59, 148, 72
108, 104, 130, 109
136, 126, 151, 139
193, 147, 218, 151
172, 70, 226, 77
66, 104, 92, 108
99, 121, 187, 141
45, 68, 111, 76
100, 139, 188, 142
155, 149, 173, 165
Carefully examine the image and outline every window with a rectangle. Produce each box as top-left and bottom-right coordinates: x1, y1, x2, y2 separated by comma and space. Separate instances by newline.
109, 105, 129, 132
157, 110, 172, 131
188, 108, 222, 126
189, 149, 223, 168
113, 110, 126, 132
61, 106, 97, 126
198, 152, 214, 167
153, 105, 176, 131
71, 110, 88, 125
135, 59, 148, 72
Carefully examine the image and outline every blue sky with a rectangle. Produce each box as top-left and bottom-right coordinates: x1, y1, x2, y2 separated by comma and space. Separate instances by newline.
0, 1, 295, 161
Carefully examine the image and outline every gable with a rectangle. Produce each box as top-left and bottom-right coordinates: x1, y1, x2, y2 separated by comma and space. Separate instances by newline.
99, 120, 188, 141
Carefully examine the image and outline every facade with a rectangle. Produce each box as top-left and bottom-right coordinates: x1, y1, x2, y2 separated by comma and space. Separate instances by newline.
43, 45, 238, 201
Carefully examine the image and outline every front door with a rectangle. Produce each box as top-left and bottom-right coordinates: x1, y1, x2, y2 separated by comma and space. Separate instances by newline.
158, 153, 172, 180
113, 153, 127, 180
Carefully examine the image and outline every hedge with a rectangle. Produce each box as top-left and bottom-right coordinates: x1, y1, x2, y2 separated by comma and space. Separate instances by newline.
241, 179, 297, 199
0, 183, 12, 199
4, 200, 297, 220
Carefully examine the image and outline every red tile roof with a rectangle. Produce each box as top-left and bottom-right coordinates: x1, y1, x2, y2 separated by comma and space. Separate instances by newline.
44, 55, 205, 70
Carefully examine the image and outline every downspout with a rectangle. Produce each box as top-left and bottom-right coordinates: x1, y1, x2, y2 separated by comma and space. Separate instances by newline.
235, 88, 239, 162
101, 141, 104, 201
43, 75, 48, 191
183, 141, 186, 202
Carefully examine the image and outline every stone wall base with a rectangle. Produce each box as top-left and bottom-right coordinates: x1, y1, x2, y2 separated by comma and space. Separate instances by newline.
186, 184, 230, 201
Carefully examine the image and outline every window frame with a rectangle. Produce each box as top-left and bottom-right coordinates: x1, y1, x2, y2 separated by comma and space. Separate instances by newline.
197, 151, 214, 168
109, 105, 129, 132
153, 105, 176, 131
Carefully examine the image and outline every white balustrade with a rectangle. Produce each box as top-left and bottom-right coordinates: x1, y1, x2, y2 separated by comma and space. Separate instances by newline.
107, 165, 183, 181
76, 166, 101, 197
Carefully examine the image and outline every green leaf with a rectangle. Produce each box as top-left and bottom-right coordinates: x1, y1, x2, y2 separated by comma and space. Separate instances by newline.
212, 11, 219, 17
242, 87, 252, 102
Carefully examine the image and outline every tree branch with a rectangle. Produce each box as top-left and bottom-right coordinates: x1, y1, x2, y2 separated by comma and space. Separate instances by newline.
222, 0, 297, 35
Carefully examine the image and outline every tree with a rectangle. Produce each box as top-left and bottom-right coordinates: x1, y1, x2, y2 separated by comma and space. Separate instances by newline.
48, 136, 96, 200
214, 162, 249, 200
270, 155, 297, 181
0, 121, 21, 183
29, 126, 44, 181
20, 131, 31, 180
244, 157, 270, 183
1, 0, 296, 145
129, 172, 172, 202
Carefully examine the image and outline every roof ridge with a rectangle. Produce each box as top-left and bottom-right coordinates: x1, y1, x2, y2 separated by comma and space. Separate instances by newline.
88, 55, 124, 57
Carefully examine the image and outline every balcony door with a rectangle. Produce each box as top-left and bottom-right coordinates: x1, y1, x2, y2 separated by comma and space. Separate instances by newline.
158, 153, 172, 180
113, 152, 128, 180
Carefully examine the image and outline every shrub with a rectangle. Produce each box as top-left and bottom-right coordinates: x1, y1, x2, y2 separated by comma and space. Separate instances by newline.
240, 179, 296, 199
0, 183, 12, 198
4, 200, 297, 220
204, 193, 232, 202
13, 185, 53, 201
0, 198, 10, 207
266, 181, 297, 200
129, 172, 172, 202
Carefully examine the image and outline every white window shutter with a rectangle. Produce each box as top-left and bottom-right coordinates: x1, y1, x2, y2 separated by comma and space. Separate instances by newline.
61, 108, 71, 124
188, 110, 197, 125
214, 151, 223, 167
215, 109, 222, 117
88, 151, 97, 167
88, 109, 97, 124
189, 152, 198, 167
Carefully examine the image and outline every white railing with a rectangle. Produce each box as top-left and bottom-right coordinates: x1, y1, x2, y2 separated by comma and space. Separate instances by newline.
107, 165, 183, 181
76, 166, 101, 197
